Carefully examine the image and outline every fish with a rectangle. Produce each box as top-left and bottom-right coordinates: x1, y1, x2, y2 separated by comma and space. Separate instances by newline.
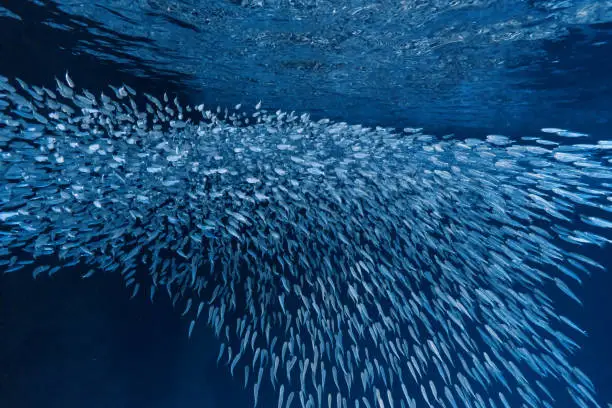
188, 320, 195, 338
65, 72, 75, 88
0, 75, 609, 408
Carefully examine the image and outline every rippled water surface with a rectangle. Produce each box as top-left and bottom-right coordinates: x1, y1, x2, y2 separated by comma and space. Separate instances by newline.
2, 0, 611, 134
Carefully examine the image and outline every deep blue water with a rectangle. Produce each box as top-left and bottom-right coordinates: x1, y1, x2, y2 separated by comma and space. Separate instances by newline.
1, 0, 611, 407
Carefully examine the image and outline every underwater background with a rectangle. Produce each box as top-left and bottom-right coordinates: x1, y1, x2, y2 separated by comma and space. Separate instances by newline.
1, 0, 612, 407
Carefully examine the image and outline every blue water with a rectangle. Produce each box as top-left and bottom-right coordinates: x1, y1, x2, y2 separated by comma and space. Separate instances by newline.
1, 0, 611, 407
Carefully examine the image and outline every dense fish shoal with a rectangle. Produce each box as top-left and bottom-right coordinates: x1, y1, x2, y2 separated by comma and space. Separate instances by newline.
0, 73, 611, 408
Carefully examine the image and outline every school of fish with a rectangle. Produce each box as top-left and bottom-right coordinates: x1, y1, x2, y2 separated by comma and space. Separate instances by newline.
1, 73, 611, 408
